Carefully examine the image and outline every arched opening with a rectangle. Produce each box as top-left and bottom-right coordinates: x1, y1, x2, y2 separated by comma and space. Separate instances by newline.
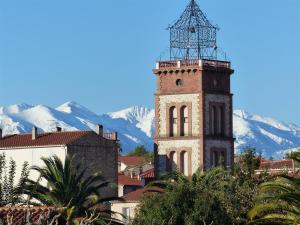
212, 149, 226, 167
180, 151, 189, 176
169, 151, 177, 171
180, 106, 188, 136
220, 106, 225, 136
169, 106, 177, 137
212, 105, 218, 135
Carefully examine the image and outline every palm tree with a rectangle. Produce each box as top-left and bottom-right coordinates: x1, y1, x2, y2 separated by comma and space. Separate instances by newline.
248, 150, 300, 225
21, 155, 119, 223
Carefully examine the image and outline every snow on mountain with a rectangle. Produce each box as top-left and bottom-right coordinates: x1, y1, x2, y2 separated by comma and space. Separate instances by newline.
233, 110, 300, 157
0, 102, 299, 158
108, 106, 155, 137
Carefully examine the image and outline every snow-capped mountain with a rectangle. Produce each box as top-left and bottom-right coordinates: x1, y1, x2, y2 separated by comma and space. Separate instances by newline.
0, 102, 300, 158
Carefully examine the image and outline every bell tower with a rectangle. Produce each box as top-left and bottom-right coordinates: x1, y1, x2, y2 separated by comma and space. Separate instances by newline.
153, 0, 234, 176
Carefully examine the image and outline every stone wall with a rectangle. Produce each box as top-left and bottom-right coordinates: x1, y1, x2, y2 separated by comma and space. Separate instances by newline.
157, 139, 200, 174
67, 132, 118, 198
205, 139, 233, 169
204, 94, 231, 136
158, 93, 200, 137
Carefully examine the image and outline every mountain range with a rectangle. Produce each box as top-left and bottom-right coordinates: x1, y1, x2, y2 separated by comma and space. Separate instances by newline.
0, 101, 299, 158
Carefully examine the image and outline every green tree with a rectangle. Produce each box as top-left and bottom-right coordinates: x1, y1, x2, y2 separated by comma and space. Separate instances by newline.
0, 153, 29, 206
21, 155, 120, 223
248, 149, 300, 225
127, 145, 154, 162
133, 167, 259, 225
235, 147, 261, 178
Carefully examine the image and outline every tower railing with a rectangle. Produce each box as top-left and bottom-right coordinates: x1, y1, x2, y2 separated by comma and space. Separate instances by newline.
156, 59, 231, 70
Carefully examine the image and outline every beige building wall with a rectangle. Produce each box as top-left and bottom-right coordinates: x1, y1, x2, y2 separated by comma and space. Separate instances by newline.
157, 139, 200, 173
158, 93, 200, 137
111, 202, 139, 224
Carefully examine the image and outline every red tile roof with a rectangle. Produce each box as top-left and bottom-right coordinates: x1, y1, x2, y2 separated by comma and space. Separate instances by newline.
0, 206, 58, 225
259, 159, 294, 170
140, 168, 155, 179
118, 174, 142, 186
118, 156, 145, 167
121, 187, 163, 202
0, 131, 93, 149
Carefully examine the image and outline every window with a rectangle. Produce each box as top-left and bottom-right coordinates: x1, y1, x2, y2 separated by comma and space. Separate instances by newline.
210, 104, 225, 136
176, 79, 182, 86
122, 207, 130, 222
169, 151, 177, 171
212, 150, 226, 167
180, 106, 189, 136
169, 106, 177, 137
180, 151, 189, 176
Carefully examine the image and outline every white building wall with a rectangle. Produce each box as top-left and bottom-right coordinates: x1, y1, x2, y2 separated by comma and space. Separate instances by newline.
0, 146, 67, 185
158, 139, 200, 174
159, 94, 200, 137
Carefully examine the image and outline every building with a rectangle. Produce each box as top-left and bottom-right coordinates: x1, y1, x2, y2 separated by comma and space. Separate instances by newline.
111, 187, 162, 224
0, 125, 119, 198
118, 156, 145, 172
153, 0, 235, 176
118, 173, 142, 197
117, 156, 155, 197
255, 159, 297, 175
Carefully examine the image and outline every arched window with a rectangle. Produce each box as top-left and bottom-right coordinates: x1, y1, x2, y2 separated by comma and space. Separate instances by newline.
220, 106, 225, 136
180, 151, 189, 176
169, 151, 177, 171
217, 106, 222, 135
213, 105, 218, 135
169, 106, 177, 137
212, 150, 226, 167
210, 104, 225, 136
180, 106, 188, 136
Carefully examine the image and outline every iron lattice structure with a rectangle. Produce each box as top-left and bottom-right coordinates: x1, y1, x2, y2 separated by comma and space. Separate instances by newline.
169, 0, 218, 60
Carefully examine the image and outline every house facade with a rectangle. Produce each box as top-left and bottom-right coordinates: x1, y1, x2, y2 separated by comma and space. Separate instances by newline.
0, 125, 119, 198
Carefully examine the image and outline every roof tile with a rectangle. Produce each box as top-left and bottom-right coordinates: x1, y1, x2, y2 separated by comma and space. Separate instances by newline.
0, 131, 93, 149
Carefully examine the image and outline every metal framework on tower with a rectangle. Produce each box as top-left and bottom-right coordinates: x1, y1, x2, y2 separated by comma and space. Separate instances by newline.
169, 0, 218, 60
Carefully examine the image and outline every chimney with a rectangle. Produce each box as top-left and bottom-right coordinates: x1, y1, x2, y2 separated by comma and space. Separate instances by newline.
95, 124, 103, 137
0, 128, 2, 140
32, 126, 37, 140
56, 127, 62, 132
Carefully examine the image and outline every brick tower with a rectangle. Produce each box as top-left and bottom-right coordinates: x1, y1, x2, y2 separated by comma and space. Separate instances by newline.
153, 0, 234, 176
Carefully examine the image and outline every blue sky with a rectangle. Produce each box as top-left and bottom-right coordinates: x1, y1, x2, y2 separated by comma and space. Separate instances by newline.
0, 0, 299, 124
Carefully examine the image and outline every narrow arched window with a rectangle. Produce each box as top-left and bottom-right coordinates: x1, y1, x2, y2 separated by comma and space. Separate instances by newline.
220, 106, 225, 136
180, 106, 188, 136
169, 106, 177, 137
217, 106, 222, 135
213, 105, 218, 135
180, 151, 188, 176
169, 151, 177, 171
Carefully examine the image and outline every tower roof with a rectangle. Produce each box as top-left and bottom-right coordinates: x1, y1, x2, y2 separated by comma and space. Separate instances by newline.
169, 0, 217, 60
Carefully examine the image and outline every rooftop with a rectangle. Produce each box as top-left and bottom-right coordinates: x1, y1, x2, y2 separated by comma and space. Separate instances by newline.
118, 174, 142, 186
118, 156, 145, 167
121, 187, 163, 202
0, 206, 58, 225
140, 168, 155, 179
259, 159, 294, 171
0, 129, 116, 149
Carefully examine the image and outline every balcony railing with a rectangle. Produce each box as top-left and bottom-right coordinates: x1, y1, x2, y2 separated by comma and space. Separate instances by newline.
156, 59, 231, 70
103, 132, 117, 140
